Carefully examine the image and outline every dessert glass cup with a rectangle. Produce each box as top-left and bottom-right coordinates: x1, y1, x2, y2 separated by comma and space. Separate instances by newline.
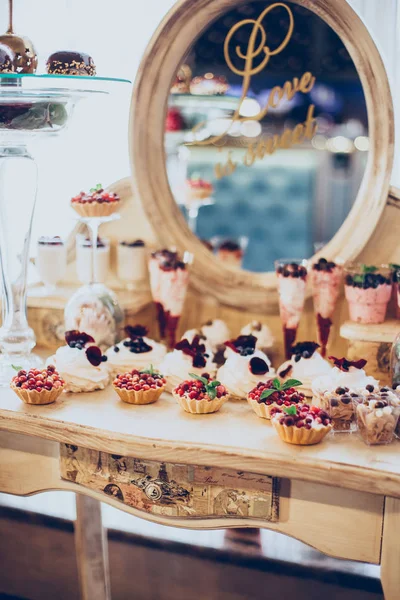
344, 264, 392, 324
310, 262, 343, 357
36, 238, 67, 294
321, 392, 361, 433
117, 242, 148, 289
355, 399, 399, 445
212, 236, 249, 269
148, 250, 193, 348
76, 235, 110, 284
275, 259, 308, 359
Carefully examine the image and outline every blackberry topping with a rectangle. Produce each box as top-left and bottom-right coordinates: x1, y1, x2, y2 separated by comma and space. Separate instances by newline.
345, 265, 391, 289
65, 330, 95, 348
312, 258, 336, 272
249, 357, 269, 375
335, 387, 346, 395
279, 364, 293, 378
128, 338, 152, 354
219, 240, 241, 252
225, 335, 257, 356
291, 342, 319, 361
120, 239, 145, 248
276, 262, 307, 280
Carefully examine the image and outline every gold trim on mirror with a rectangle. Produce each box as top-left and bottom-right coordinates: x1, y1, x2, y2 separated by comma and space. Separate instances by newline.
130, 0, 394, 310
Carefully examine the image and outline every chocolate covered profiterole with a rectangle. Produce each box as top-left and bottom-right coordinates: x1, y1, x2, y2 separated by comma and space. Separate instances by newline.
46, 51, 96, 76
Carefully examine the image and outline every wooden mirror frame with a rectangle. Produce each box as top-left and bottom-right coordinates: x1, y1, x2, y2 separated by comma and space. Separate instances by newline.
130, 0, 394, 311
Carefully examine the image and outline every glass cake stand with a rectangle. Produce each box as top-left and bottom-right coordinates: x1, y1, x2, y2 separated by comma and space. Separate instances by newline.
0, 73, 131, 385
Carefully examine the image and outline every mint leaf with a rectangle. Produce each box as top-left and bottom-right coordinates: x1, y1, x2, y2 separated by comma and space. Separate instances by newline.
210, 380, 220, 388
90, 183, 102, 193
11, 364, 23, 371
207, 387, 217, 400
189, 373, 209, 386
353, 274, 364, 284
272, 377, 281, 390
260, 388, 278, 401
141, 364, 156, 375
283, 405, 297, 415
361, 264, 378, 274
282, 379, 302, 390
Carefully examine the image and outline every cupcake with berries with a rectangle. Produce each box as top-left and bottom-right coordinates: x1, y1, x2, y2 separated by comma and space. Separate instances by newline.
217, 335, 275, 400
277, 342, 332, 398
47, 330, 110, 392
106, 325, 166, 378
113, 365, 166, 405
247, 377, 304, 419
271, 404, 332, 445
161, 335, 215, 393
11, 365, 65, 405
71, 184, 120, 218
173, 373, 228, 414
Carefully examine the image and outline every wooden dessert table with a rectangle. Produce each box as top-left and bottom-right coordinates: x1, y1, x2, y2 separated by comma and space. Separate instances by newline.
0, 387, 399, 599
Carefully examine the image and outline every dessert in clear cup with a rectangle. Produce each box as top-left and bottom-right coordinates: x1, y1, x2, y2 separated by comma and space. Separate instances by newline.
71, 184, 120, 218
113, 365, 166, 405
148, 249, 192, 347
161, 335, 216, 393
117, 239, 148, 288
170, 64, 192, 94
190, 73, 229, 95
217, 335, 275, 400
217, 240, 244, 268
312, 356, 378, 405
355, 395, 399, 445
310, 258, 343, 356
240, 321, 274, 354
36, 235, 67, 291
105, 325, 166, 378
278, 342, 332, 398
10, 365, 65, 405
76, 235, 110, 284
344, 264, 392, 324
271, 404, 332, 446
247, 377, 304, 420
185, 178, 213, 203
319, 387, 362, 433
47, 330, 109, 393
173, 373, 229, 414
46, 51, 96, 75
275, 259, 308, 359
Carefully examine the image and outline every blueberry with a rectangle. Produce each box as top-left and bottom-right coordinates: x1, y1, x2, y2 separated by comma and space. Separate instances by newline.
114, 346, 120, 352
101, 355, 108, 362
75, 343, 83, 350
123, 341, 131, 347
366, 384, 375, 392
341, 396, 351, 404
335, 387, 346, 395
302, 351, 311, 359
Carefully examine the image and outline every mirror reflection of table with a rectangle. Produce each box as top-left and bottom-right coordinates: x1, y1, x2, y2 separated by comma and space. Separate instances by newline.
0, 386, 399, 599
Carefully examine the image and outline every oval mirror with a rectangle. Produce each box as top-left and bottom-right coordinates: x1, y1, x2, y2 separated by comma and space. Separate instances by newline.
131, 0, 393, 310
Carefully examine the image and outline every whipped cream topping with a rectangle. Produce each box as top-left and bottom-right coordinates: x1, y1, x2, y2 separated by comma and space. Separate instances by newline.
240, 321, 274, 350
217, 347, 275, 399
279, 351, 332, 394
201, 319, 230, 352
48, 345, 109, 392
161, 348, 215, 382
105, 336, 166, 373
312, 366, 378, 396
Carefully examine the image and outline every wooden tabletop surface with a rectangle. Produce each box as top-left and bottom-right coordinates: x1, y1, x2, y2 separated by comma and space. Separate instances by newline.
0, 387, 399, 498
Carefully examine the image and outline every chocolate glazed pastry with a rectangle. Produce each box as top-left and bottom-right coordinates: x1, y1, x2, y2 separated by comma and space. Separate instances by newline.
0, 0, 37, 74
46, 51, 96, 76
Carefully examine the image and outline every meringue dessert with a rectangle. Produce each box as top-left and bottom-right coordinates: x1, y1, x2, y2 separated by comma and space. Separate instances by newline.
47, 331, 109, 393
275, 260, 308, 359
217, 335, 275, 400
278, 342, 332, 397
312, 356, 378, 404
344, 264, 392, 324
160, 335, 216, 393
241, 321, 274, 353
310, 258, 342, 356
201, 319, 230, 354
106, 325, 166, 378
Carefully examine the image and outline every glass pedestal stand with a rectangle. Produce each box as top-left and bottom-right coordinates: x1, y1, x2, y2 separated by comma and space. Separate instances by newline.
0, 73, 131, 385
65, 214, 123, 350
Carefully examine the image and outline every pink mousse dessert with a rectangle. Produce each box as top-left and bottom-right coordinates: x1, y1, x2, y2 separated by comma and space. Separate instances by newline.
275, 260, 308, 359
310, 258, 343, 357
148, 249, 191, 348
344, 264, 392, 324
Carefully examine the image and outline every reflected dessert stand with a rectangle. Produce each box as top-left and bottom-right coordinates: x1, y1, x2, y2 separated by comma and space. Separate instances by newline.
0, 73, 130, 385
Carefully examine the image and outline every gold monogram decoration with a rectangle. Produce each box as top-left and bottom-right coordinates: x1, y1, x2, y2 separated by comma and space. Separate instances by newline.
190, 3, 318, 178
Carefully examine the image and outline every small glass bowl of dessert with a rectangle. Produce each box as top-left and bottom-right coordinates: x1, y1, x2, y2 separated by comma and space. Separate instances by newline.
320, 386, 363, 433
76, 234, 110, 284
117, 239, 148, 289
36, 235, 67, 294
355, 394, 400, 445
212, 236, 248, 269
344, 263, 392, 324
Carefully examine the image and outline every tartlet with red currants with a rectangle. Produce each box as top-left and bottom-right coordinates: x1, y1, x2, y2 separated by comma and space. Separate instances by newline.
113, 365, 166, 405
11, 365, 65, 405
247, 377, 305, 419
173, 373, 228, 414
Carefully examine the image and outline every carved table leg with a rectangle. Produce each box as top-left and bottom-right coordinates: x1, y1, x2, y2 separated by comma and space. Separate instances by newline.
75, 494, 111, 600
381, 497, 400, 600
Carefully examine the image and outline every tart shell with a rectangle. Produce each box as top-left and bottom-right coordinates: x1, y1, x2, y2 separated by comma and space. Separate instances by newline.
272, 420, 332, 445
173, 391, 228, 414
247, 398, 275, 419
71, 201, 120, 218
11, 383, 65, 405
113, 384, 165, 405
187, 188, 212, 201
